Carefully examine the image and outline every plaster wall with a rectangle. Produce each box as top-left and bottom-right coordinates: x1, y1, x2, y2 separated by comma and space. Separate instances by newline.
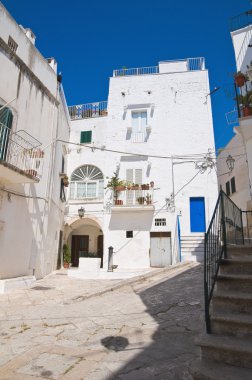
0, 5, 70, 279
217, 132, 251, 211
66, 63, 218, 269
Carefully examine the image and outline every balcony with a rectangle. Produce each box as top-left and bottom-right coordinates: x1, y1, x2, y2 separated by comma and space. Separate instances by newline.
113, 57, 205, 77
68, 101, 108, 121
111, 186, 154, 211
229, 10, 252, 32
0, 124, 43, 184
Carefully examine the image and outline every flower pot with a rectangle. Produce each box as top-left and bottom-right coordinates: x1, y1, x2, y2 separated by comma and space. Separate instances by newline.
115, 186, 126, 191
63, 262, 69, 268
137, 197, 145, 205
243, 106, 252, 117
141, 185, 149, 190
115, 199, 123, 205
235, 74, 246, 87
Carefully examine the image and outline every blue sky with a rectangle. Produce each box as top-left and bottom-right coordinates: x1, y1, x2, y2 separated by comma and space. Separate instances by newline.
2, 0, 251, 150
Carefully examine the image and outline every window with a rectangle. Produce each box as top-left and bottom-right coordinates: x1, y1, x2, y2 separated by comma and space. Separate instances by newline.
80, 131, 92, 144
126, 231, 133, 238
155, 218, 166, 226
8, 36, 18, 53
231, 177, 236, 194
131, 111, 147, 142
126, 168, 142, 205
70, 165, 104, 200
226, 181, 231, 197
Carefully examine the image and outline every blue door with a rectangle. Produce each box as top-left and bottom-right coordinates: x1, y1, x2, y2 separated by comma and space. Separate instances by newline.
190, 197, 206, 232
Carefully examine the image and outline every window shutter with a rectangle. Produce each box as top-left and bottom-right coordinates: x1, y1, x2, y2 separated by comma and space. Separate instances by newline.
80, 131, 92, 143
135, 169, 142, 185
0, 107, 13, 129
226, 181, 230, 197
126, 169, 134, 183
231, 177, 236, 193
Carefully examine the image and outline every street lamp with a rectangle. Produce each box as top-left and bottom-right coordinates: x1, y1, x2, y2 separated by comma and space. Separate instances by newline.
78, 207, 85, 218
226, 155, 235, 172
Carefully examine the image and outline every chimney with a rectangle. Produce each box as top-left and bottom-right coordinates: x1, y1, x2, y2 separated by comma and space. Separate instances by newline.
47, 58, 58, 73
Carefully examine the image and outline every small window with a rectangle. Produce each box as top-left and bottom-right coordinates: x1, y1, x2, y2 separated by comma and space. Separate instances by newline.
8, 36, 18, 53
231, 177, 236, 194
226, 181, 231, 197
126, 231, 133, 238
80, 131, 92, 143
155, 218, 166, 226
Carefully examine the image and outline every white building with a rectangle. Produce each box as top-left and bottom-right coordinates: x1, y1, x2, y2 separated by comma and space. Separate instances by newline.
0, 4, 70, 290
65, 58, 218, 271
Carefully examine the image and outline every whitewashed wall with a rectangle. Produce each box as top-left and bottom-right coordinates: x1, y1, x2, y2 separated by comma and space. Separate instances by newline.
0, 4, 70, 280
66, 60, 218, 269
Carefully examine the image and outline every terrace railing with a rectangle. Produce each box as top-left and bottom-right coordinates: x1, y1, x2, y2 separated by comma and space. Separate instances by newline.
113, 187, 154, 207
113, 57, 205, 77
0, 123, 43, 179
205, 190, 244, 333
68, 101, 108, 120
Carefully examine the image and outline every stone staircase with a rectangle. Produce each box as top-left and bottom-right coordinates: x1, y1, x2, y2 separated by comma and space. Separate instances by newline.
191, 245, 252, 379
180, 234, 204, 262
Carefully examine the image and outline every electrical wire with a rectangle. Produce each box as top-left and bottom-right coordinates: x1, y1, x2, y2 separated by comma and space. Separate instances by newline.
0, 187, 48, 202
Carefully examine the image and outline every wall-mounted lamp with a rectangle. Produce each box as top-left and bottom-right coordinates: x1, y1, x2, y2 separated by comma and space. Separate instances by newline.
78, 207, 85, 218
121, 92, 125, 96
226, 154, 235, 172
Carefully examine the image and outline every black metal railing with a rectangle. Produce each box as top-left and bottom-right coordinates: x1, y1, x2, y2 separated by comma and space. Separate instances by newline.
204, 190, 244, 333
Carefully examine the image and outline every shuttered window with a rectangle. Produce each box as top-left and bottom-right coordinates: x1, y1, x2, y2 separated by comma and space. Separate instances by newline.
0, 106, 13, 160
126, 168, 142, 205
231, 177, 236, 194
80, 131, 92, 143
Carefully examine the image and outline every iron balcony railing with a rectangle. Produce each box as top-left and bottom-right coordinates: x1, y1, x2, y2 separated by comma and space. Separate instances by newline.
113, 187, 154, 207
113, 57, 205, 77
205, 190, 244, 333
229, 10, 252, 32
68, 101, 108, 121
0, 123, 43, 179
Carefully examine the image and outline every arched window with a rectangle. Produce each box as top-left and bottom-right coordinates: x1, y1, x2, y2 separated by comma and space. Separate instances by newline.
70, 165, 104, 200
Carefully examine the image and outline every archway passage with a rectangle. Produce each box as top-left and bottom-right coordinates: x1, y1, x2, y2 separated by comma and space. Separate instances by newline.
69, 218, 103, 268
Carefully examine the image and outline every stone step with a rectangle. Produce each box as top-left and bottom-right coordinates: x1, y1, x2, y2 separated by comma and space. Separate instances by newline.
190, 358, 252, 380
227, 245, 252, 260
181, 247, 204, 253
199, 334, 252, 368
213, 290, 252, 314
216, 273, 252, 292
211, 313, 252, 338
220, 259, 252, 275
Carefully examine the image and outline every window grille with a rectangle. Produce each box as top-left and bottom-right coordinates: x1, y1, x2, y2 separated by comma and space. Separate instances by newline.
155, 218, 166, 226
8, 36, 18, 53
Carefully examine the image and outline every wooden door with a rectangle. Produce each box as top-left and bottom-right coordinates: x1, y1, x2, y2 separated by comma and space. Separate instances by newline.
71, 235, 89, 267
150, 232, 172, 267
97, 235, 103, 268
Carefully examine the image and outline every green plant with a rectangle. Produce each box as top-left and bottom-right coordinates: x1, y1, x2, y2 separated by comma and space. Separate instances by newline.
236, 90, 252, 107
63, 243, 71, 264
105, 172, 124, 189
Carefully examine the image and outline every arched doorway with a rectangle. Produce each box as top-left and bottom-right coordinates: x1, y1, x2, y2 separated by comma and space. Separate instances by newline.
68, 218, 104, 268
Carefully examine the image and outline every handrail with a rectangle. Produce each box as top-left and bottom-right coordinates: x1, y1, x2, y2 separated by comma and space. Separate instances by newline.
204, 190, 244, 333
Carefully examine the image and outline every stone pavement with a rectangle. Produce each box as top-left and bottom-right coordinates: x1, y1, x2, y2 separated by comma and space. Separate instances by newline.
0, 262, 204, 379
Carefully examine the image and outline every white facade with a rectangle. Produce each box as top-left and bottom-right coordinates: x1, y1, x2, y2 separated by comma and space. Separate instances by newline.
0, 4, 70, 283
65, 59, 218, 270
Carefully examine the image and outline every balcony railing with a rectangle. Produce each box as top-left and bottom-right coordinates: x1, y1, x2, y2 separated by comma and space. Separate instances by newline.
112, 187, 154, 207
0, 123, 43, 180
113, 66, 159, 77
68, 101, 108, 121
113, 57, 205, 77
229, 10, 252, 32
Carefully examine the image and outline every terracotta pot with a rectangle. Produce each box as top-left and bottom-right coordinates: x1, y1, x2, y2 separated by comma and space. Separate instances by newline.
243, 106, 252, 117
115, 186, 126, 191
235, 74, 246, 87
115, 200, 123, 205
63, 262, 69, 268
141, 185, 149, 190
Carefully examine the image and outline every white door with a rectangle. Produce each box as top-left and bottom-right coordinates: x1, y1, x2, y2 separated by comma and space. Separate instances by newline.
150, 233, 171, 267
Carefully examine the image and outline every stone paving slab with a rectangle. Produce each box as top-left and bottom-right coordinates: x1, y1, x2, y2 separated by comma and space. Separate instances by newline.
0, 262, 202, 379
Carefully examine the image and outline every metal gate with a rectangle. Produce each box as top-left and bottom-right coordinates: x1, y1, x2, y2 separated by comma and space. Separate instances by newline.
150, 232, 172, 267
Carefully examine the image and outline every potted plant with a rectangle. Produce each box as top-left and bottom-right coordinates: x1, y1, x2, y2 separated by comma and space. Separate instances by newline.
106, 172, 125, 202
236, 92, 252, 117
62, 175, 69, 187
137, 196, 145, 205
63, 243, 71, 268
234, 71, 247, 87
146, 194, 152, 205
141, 184, 150, 190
